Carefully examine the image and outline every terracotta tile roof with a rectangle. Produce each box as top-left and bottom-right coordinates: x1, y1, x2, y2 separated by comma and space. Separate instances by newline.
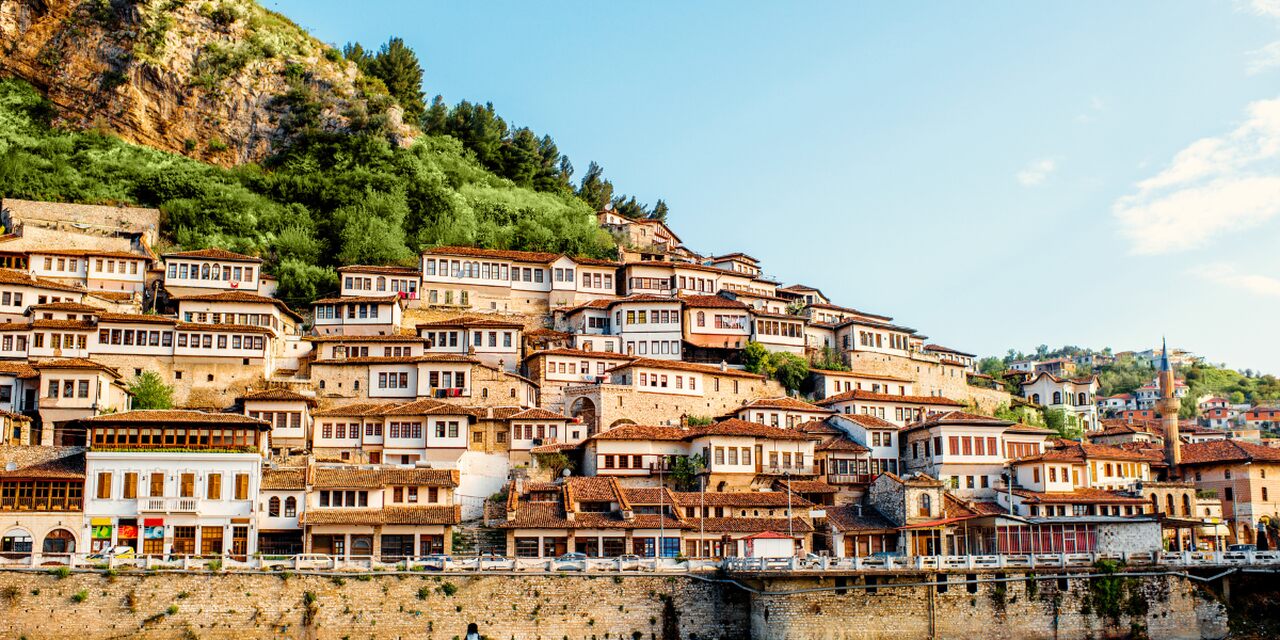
566, 476, 624, 502
81, 410, 270, 427
608, 358, 765, 379
570, 256, 622, 267
507, 408, 569, 421
0, 446, 85, 479
606, 294, 682, 308
88, 291, 136, 302
311, 402, 386, 417
305, 334, 422, 343
97, 312, 177, 325
313, 295, 401, 305
835, 413, 901, 430
310, 467, 459, 489
901, 411, 1015, 431
311, 400, 479, 418
690, 418, 813, 440
300, 505, 461, 526
423, 245, 560, 263
825, 505, 897, 533
679, 294, 749, 309
1179, 440, 1280, 465
261, 468, 306, 490
818, 390, 964, 408
816, 436, 870, 453
695, 517, 813, 534
809, 369, 914, 382
31, 319, 95, 330
0, 322, 31, 332
0, 268, 85, 293
312, 353, 479, 366
923, 344, 976, 357
239, 388, 318, 406
32, 358, 122, 377
795, 419, 841, 436
1012, 488, 1148, 505
27, 301, 104, 313
0, 362, 38, 378
163, 248, 261, 262
776, 479, 839, 494
530, 442, 579, 454
416, 316, 524, 329
31, 248, 150, 260
337, 265, 421, 276
524, 328, 572, 339
671, 491, 813, 508
563, 299, 613, 313
174, 322, 276, 335
621, 487, 676, 505
588, 424, 690, 441
173, 291, 302, 321
523, 348, 636, 362
737, 396, 833, 414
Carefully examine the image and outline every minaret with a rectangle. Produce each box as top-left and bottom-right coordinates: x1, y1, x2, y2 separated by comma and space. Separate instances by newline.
1156, 338, 1182, 472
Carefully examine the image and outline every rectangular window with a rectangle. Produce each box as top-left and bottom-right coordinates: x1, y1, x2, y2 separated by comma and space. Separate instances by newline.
96, 472, 112, 499
234, 474, 249, 500
150, 473, 164, 497
206, 473, 221, 499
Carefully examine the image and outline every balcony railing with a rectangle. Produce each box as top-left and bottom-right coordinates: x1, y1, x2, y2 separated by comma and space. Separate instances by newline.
760, 465, 816, 476
138, 497, 200, 513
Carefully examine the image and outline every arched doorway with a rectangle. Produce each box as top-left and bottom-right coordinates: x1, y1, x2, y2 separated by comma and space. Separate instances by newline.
570, 397, 598, 436
42, 529, 76, 555
1, 528, 33, 559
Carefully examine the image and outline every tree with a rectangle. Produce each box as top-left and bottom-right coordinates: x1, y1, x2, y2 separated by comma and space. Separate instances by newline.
810, 346, 847, 372
576, 161, 614, 211
367, 38, 426, 121
669, 454, 706, 491
650, 199, 669, 222
742, 341, 772, 376
129, 371, 173, 410
769, 352, 810, 393
1043, 408, 1082, 440
534, 452, 574, 478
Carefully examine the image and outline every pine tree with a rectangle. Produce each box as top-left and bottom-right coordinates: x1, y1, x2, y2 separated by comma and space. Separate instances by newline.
369, 37, 426, 121
577, 161, 614, 210
650, 199, 669, 221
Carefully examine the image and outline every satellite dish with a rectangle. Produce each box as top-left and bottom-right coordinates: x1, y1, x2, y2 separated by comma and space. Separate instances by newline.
561, 468, 571, 478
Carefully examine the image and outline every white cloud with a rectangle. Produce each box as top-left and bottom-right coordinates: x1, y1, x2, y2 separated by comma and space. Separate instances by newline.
1112, 97, 1280, 254
1190, 262, 1280, 297
1249, 0, 1280, 18
1247, 41, 1280, 74
1016, 158, 1056, 187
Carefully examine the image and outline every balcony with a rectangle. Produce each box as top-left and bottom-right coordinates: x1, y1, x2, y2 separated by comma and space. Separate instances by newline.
138, 498, 200, 513
827, 473, 873, 485
758, 465, 816, 476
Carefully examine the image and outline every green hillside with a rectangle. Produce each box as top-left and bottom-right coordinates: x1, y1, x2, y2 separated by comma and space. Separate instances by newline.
0, 76, 616, 304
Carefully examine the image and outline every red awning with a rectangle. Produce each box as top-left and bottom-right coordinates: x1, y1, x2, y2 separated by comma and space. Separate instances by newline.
143, 518, 164, 527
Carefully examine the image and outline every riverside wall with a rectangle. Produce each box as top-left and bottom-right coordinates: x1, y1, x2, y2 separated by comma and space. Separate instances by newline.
0, 568, 1239, 639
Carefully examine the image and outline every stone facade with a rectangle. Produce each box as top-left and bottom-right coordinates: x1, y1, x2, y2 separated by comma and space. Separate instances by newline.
847, 351, 1012, 412
564, 375, 785, 432
0, 569, 1231, 640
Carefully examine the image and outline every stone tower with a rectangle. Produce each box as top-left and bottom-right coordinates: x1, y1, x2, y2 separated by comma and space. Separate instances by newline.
1156, 338, 1182, 473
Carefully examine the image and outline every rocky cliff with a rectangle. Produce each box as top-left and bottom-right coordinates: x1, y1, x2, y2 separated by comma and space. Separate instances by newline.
0, 0, 412, 165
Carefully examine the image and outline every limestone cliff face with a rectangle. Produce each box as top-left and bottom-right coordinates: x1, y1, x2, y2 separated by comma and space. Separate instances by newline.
0, 0, 413, 165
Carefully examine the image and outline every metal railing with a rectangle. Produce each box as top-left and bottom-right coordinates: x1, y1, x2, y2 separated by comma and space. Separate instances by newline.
2, 549, 1276, 574
138, 497, 200, 512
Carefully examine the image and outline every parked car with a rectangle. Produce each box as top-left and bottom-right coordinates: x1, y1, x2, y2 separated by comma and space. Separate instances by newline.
421, 554, 453, 571
553, 552, 588, 571
88, 546, 136, 561
1227, 544, 1257, 552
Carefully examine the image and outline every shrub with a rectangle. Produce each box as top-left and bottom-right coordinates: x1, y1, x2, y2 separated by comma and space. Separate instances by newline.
70, 589, 88, 603
440, 582, 458, 597
47, 566, 71, 579
166, 604, 179, 615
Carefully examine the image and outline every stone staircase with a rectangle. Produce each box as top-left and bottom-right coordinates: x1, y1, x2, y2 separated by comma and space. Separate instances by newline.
452, 521, 507, 556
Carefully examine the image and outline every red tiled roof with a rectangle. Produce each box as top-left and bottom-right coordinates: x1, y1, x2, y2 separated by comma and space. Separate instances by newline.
163, 248, 260, 262
690, 418, 813, 440
588, 424, 690, 441
737, 396, 833, 414
80, 409, 269, 426
312, 295, 401, 305
607, 358, 764, 379
817, 390, 964, 408
31, 357, 122, 377
1179, 440, 1280, 465
423, 245, 560, 263
416, 316, 524, 330
679, 294, 749, 309
1012, 488, 1148, 505
0, 268, 85, 293
337, 265, 421, 276
836, 413, 901, 430
311, 467, 459, 489
300, 505, 461, 526
507, 408, 569, 421
523, 348, 635, 362
239, 388, 317, 406
825, 505, 896, 533
0, 446, 84, 479
670, 491, 813, 508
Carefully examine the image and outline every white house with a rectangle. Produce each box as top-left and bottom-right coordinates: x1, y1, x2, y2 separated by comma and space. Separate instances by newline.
162, 248, 262, 294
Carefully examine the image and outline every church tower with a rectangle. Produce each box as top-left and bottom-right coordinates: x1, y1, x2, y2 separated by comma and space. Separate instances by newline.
1156, 338, 1182, 472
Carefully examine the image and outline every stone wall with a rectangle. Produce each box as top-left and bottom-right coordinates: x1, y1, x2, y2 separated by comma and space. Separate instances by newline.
564, 375, 785, 431
847, 351, 1012, 412
0, 568, 1236, 639
0, 570, 745, 640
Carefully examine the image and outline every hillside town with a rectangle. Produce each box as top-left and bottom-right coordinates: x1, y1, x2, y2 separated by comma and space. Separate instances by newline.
0, 196, 1275, 567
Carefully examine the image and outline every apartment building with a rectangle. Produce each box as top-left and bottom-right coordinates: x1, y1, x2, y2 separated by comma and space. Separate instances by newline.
900, 411, 1053, 499
161, 248, 262, 294
311, 295, 404, 336
80, 410, 270, 558
337, 265, 421, 299
300, 466, 461, 559
418, 316, 523, 372
28, 249, 152, 293
1020, 372, 1100, 431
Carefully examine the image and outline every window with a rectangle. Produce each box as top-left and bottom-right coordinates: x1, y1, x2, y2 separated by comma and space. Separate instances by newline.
917, 493, 931, 517
96, 472, 112, 499
207, 473, 222, 500
284, 496, 297, 517
150, 473, 164, 497
234, 474, 249, 500
123, 472, 137, 499
180, 473, 195, 498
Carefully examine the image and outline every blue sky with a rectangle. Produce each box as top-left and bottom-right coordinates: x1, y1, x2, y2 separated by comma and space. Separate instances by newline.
272, 0, 1280, 371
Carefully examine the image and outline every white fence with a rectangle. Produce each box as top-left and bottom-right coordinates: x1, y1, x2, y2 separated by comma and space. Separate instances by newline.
1, 550, 1278, 574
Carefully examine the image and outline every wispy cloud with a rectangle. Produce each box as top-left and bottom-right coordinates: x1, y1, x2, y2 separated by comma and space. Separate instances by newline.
1248, 0, 1280, 18
1247, 41, 1280, 74
1190, 262, 1280, 297
1016, 158, 1056, 187
1112, 97, 1280, 254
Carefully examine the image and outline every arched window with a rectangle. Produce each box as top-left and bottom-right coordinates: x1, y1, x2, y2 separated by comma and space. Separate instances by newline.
268, 496, 281, 517
1, 528, 33, 558
1150, 494, 1160, 514
1052, 391, 1062, 404
1166, 494, 1175, 515
376, 276, 386, 291
211, 263, 221, 279
42, 529, 75, 554
1031, 394, 1040, 405
284, 496, 297, 517
351, 537, 372, 556
1078, 392, 1087, 406
1182, 493, 1192, 516
200, 264, 210, 279
918, 493, 932, 517
696, 311, 705, 327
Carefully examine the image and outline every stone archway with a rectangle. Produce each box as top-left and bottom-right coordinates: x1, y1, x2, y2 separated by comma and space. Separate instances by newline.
570, 397, 598, 436
41, 528, 76, 555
